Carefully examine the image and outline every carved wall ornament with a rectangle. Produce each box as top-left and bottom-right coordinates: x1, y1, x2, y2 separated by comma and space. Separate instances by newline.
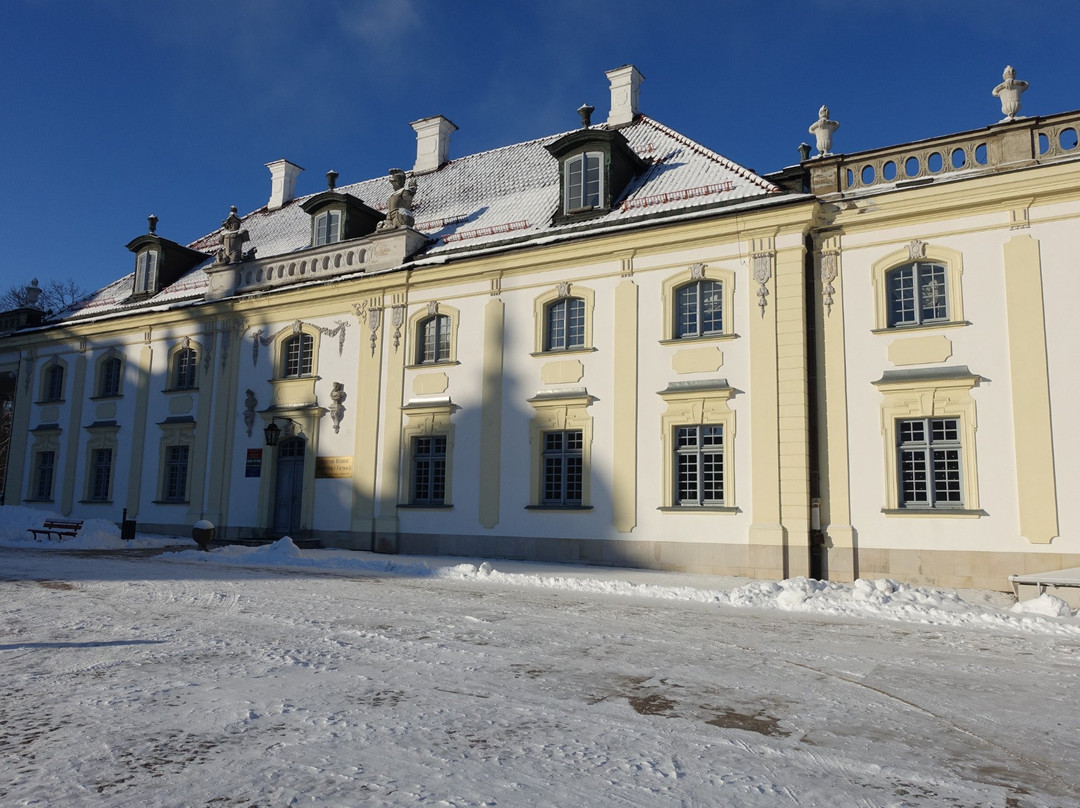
908, 239, 928, 260
820, 251, 839, 316
809, 105, 840, 157
557, 281, 572, 298
689, 263, 707, 280
992, 65, 1028, 121
249, 319, 350, 366
366, 306, 383, 356
329, 382, 347, 433
391, 305, 406, 351
427, 300, 439, 316
490, 277, 502, 297
243, 389, 257, 437
752, 252, 774, 316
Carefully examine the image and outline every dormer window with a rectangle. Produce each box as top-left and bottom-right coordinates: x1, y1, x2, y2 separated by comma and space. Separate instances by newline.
134, 249, 159, 295
566, 153, 603, 211
314, 210, 342, 247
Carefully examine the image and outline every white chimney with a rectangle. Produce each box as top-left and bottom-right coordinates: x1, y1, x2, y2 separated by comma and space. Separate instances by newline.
605, 65, 645, 127
266, 159, 304, 210
411, 115, 458, 174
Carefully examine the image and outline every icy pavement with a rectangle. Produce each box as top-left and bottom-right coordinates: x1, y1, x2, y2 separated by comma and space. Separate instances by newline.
3, 506, 1080, 805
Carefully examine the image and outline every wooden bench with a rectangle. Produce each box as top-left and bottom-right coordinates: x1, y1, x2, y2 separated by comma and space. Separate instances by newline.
28, 519, 84, 542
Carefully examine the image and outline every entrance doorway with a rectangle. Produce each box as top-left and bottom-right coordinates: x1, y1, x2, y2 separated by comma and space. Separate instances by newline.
272, 436, 305, 536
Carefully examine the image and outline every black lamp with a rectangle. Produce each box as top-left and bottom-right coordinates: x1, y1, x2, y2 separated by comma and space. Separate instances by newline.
263, 416, 299, 447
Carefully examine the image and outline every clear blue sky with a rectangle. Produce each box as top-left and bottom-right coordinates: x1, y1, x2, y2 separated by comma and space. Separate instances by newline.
2, 0, 1078, 297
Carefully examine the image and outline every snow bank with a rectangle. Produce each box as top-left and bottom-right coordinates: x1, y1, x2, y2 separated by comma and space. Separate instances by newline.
0, 505, 179, 550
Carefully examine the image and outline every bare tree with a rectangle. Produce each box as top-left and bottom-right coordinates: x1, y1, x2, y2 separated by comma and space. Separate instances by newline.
1, 278, 89, 313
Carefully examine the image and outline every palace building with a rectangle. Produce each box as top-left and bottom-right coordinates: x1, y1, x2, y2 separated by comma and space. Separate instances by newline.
2, 65, 1078, 591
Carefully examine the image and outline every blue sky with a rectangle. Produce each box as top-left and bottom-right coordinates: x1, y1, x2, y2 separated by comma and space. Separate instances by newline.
2, 0, 1078, 297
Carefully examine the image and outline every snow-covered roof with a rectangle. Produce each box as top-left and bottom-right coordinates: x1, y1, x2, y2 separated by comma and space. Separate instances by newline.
56, 116, 787, 322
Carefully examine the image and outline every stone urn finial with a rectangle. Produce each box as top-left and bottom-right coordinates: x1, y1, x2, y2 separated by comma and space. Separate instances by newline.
809, 105, 839, 157
577, 103, 595, 128
992, 65, 1028, 121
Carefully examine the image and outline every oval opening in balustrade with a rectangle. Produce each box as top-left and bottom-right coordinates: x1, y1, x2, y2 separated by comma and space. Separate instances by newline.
245, 271, 252, 285
845, 168, 855, 189
278, 266, 285, 279
358, 249, 367, 263
288, 262, 296, 276
882, 161, 897, 181
1060, 128, 1078, 151
974, 144, 988, 165
1038, 133, 1050, 155
322, 256, 330, 270
346, 251, 354, 266
860, 165, 875, 185
300, 260, 307, 273
904, 157, 920, 177
927, 152, 943, 173
951, 148, 966, 169
256, 268, 263, 282
334, 254, 342, 268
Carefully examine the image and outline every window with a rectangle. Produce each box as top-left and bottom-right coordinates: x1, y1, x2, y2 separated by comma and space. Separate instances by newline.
674, 425, 725, 506
33, 450, 56, 500
542, 430, 583, 506
897, 418, 963, 508
134, 249, 159, 295
283, 334, 314, 378
565, 152, 603, 211
886, 262, 949, 327
418, 315, 451, 364
174, 347, 198, 389
89, 448, 113, 502
43, 364, 65, 402
314, 210, 341, 247
545, 297, 586, 351
97, 356, 122, 398
162, 444, 190, 503
675, 280, 724, 339
411, 436, 447, 505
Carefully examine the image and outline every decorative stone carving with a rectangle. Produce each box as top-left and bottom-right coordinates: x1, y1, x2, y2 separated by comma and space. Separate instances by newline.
376, 168, 418, 231
355, 302, 383, 356
993, 65, 1028, 121
426, 300, 439, 316
249, 319, 350, 366
689, 262, 706, 280
809, 106, 839, 157
243, 389, 257, 437
753, 252, 773, 316
391, 305, 406, 351
329, 382, 347, 433
820, 251, 839, 316
556, 281, 572, 298
907, 239, 928, 260
215, 206, 251, 265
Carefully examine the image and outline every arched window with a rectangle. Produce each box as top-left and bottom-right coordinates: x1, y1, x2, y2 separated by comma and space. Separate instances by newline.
544, 297, 586, 351
565, 152, 603, 210
418, 314, 451, 364
674, 280, 723, 338
282, 333, 314, 378
174, 347, 198, 389
885, 262, 949, 327
97, 356, 122, 398
314, 210, 341, 247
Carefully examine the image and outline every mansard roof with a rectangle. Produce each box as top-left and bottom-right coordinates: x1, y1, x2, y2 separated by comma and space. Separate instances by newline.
54, 115, 790, 322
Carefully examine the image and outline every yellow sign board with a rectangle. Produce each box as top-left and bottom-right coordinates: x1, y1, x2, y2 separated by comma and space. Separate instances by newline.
315, 456, 353, 478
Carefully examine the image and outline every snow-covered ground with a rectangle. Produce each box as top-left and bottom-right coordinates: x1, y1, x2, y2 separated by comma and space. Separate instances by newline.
3, 506, 1079, 806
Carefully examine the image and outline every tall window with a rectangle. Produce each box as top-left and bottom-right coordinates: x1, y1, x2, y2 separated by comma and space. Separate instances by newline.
675, 280, 724, 339
411, 436, 447, 505
314, 210, 341, 247
544, 297, 586, 352
565, 152, 603, 210
897, 417, 963, 508
33, 451, 56, 500
887, 262, 948, 327
418, 315, 451, 364
134, 249, 159, 295
283, 334, 314, 378
174, 347, 198, 389
542, 430, 583, 506
674, 425, 724, 506
98, 356, 122, 398
43, 364, 65, 402
162, 445, 190, 503
89, 448, 113, 502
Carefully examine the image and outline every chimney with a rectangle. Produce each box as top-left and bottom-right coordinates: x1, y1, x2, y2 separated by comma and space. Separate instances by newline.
411, 115, 458, 174
605, 65, 644, 127
266, 159, 304, 210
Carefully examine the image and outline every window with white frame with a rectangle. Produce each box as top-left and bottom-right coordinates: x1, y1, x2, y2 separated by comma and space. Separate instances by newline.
42, 363, 65, 402
544, 297, 586, 351
418, 315, 451, 364
89, 447, 113, 502
174, 347, 198, 389
162, 444, 190, 503
314, 210, 342, 247
33, 450, 56, 500
886, 262, 949, 327
675, 280, 724, 339
674, 424, 725, 506
411, 435, 447, 505
542, 430, 583, 506
565, 152, 603, 211
897, 417, 964, 508
97, 356, 122, 398
282, 333, 314, 378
